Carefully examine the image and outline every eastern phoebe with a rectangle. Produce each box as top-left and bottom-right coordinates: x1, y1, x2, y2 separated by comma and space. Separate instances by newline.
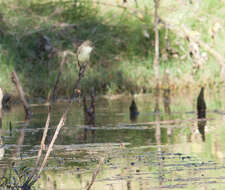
77, 40, 93, 63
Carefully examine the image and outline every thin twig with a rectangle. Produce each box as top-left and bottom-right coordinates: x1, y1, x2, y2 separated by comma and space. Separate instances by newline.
86, 157, 105, 190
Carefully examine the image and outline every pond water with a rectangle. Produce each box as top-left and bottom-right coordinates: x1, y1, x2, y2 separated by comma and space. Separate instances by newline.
1, 89, 225, 190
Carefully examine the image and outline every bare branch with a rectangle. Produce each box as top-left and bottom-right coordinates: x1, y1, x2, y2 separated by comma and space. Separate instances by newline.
11, 71, 32, 119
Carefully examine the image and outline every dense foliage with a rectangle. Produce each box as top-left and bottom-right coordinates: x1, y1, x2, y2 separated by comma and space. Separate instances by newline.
0, 0, 224, 98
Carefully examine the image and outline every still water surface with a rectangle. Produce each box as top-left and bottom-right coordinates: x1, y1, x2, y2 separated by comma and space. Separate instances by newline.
1, 90, 225, 189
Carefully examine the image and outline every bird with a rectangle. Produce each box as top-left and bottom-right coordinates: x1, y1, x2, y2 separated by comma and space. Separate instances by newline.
77, 40, 93, 63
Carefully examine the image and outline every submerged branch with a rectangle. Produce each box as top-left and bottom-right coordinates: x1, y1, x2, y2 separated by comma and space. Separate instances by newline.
123, 117, 213, 126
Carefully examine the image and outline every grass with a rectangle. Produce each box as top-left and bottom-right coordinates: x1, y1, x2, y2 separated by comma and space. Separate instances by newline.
0, 0, 224, 98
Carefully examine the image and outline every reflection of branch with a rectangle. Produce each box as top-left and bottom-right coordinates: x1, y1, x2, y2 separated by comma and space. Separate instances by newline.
86, 157, 105, 190
13, 119, 30, 159
154, 85, 163, 186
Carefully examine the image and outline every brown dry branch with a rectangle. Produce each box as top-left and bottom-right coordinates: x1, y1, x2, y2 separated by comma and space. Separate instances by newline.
36, 106, 68, 177
86, 157, 105, 190
27, 49, 79, 184
11, 71, 32, 119
26, 103, 51, 184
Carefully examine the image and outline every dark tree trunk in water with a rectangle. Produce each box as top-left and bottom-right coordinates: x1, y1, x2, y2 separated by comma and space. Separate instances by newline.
129, 99, 139, 122
197, 87, 206, 142
197, 87, 206, 118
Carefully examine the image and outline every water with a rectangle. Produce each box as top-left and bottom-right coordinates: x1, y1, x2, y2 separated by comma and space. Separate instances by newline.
1, 90, 225, 189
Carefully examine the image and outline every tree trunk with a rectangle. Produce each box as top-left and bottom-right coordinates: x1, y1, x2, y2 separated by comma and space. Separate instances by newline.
153, 0, 160, 82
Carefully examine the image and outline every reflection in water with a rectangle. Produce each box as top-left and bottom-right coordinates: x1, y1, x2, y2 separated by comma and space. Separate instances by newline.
163, 88, 172, 137
127, 180, 131, 190
154, 86, 164, 187
13, 118, 30, 159
83, 91, 96, 142
198, 120, 206, 142
3, 91, 225, 190
129, 99, 139, 122
197, 87, 207, 142
163, 89, 171, 115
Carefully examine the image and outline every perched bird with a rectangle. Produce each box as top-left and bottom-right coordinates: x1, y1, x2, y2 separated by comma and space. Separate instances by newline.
77, 40, 93, 63
129, 99, 139, 121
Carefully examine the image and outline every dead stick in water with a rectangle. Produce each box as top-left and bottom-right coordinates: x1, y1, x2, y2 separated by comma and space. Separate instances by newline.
86, 157, 105, 190
124, 118, 214, 126
11, 71, 32, 118
27, 103, 51, 183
